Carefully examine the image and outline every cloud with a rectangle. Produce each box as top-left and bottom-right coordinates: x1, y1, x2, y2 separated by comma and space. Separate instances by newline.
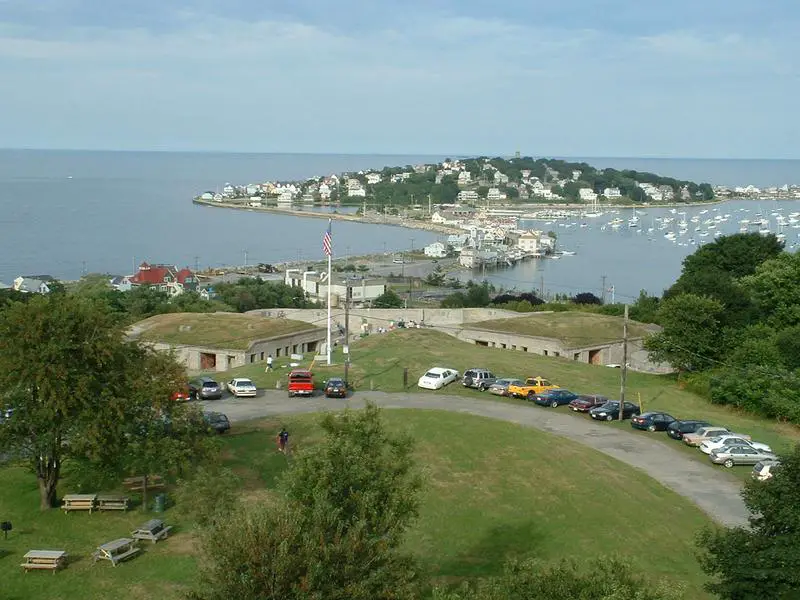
0, 4, 798, 156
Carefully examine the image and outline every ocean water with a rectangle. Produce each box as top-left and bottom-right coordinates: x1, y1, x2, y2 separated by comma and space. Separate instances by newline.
1, 150, 798, 295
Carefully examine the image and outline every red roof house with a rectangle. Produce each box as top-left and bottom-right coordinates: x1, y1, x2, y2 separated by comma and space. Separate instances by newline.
130, 263, 198, 295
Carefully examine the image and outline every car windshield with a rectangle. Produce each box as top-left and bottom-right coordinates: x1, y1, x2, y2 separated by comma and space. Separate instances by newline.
328, 379, 343, 385
424, 372, 441, 378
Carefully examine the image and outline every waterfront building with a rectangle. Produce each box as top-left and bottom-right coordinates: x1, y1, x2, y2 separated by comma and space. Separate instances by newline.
424, 242, 448, 258
129, 262, 198, 296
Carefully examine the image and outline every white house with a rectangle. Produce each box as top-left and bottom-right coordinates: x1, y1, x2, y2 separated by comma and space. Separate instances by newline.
457, 171, 472, 185
423, 242, 448, 258
447, 233, 471, 249
578, 188, 598, 202
222, 184, 236, 197
457, 190, 479, 203
365, 173, 382, 185
319, 182, 332, 199
517, 232, 540, 253
572, 170, 582, 181
487, 187, 507, 201
109, 275, 132, 292
284, 270, 387, 305
347, 178, 366, 197
603, 187, 622, 199
493, 171, 510, 185
13, 276, 52, 294
199, 191, 214, 201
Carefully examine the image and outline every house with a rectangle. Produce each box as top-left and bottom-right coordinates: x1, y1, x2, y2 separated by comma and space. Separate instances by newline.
447, 233, 471, 250
487, 188, 507, 202
129, 263, 198, 296
222, 184, 236, 197
572, 170, 582, 181
13, 275, 54, 294
517, 232, 540, 254
493, 171, 509, 185
457, 171, 472, 185
603, 187, 622, 199
578, 188, 598, 202
457, 190, 479, 203
199, 191, 214, 201
318, 182, 332, 199
109, 275, 132, 292
365, 173, 382, 185
284, 270, 387, 305
423, 242, 448, 258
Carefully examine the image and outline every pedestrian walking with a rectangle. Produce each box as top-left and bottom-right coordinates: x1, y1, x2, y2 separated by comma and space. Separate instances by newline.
276, 427, 289, 453
265, 353, 274, 372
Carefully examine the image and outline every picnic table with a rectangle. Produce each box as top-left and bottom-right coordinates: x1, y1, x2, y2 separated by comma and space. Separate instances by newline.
62, 494, 97, 513
131, 519, 173, 544
92, 538, 140, 566
97, 494, 129, 512
21, 550, 67, 573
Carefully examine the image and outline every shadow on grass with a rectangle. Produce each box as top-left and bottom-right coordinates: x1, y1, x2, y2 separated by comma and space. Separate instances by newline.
433, 520, 542, 581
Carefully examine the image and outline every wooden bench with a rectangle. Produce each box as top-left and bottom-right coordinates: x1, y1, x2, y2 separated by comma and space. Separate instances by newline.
131, 519, 173, 544
92, 538, 141, 567
62, 494, 97, 513
123, 475, 165, 492
97, 494, 129, 512
21, 550, 67, 574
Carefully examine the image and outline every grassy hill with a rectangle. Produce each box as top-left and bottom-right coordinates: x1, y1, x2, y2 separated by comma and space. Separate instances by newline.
0, 410, 716, 599
134, 312, 319, 350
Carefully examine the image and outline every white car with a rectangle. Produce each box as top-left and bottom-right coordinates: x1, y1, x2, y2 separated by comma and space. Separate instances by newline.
700, 435, 772, 455
227, 378, 258, 397
417, 367, 459, 390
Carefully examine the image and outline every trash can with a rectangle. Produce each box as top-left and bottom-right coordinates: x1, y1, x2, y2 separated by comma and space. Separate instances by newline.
153, 493, 166, 513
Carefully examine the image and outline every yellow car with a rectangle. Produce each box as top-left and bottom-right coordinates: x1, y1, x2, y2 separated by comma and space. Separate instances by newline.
507, 376, 559, 400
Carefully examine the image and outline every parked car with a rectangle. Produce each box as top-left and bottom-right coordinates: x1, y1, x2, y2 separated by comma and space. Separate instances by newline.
417, 367, 459, 390
569, 394, 609, 412
462, 369, 497, 391
666, 420, 713, 441
630, 412, 677, 432
589, 401, 641, 421
684, 426, 750, 447
488, 378, 523, 397
227, 378, 257, 397
287, 370, 315, 398
324, 377, 348, 398
710, 445, 777, 468
189, 376, 223, 400
752, 460, 781, 481
532, 389, 579, 408
700, 435, 771, 455
203, 411, 231, 434
507, 377, 559, 399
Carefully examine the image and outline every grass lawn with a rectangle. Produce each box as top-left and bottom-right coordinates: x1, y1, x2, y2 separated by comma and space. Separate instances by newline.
0, 468, 195, 600
0, 409, 715, 599
135, 312, 319, 350
221, 411, 715, 597
217, 328, 800, 476
468, 312, 654, 346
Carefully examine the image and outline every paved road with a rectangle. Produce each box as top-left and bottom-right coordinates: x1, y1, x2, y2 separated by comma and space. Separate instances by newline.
201, 390, 750, 527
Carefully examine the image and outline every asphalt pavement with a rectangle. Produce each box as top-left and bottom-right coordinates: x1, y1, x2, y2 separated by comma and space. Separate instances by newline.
201, 389, 750, 527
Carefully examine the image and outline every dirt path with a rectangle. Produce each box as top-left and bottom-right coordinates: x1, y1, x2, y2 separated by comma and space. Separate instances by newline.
202, 390, 750, 527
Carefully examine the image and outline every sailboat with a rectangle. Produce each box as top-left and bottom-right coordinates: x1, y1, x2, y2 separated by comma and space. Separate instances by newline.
584, 196, 603, 218
628, 207, 640, 228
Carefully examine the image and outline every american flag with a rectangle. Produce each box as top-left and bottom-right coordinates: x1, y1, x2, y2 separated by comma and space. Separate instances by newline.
323, 219, 332, 257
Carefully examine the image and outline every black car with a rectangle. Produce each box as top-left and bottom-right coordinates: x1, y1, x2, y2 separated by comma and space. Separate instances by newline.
589, 401, 641, 421
666, 419, 713, 440
532, 389, 579, 408
203, 411, 230, 434
630, 411, 677, 432
324, 378, 348, 398
189, 377, 223, 400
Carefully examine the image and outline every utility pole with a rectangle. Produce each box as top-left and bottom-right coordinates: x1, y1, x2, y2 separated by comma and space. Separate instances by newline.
343, 283, 350, 387
410, 237, 415, 253
540, 275, 544, 298
428, 194, 432, 215
619, 304, 629, 422
601, 275, 607, 304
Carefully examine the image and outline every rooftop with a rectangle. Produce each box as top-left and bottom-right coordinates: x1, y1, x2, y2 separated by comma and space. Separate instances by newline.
467, 312, 655, 348
135, 312, 320, 350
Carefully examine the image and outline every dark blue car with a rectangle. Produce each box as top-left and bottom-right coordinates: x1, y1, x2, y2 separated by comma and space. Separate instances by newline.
532, 389, 579, 408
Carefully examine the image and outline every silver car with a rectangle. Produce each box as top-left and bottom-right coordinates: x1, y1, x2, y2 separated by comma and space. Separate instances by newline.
710, 444, 778, 468
487, 378, 522, 397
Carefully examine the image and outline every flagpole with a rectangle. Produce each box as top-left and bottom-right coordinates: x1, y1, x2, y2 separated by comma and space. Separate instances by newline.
326, 249, 332, 365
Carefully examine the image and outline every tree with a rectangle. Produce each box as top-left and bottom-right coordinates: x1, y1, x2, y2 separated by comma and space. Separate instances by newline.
572, 292, 602, 305
373, 288, 404, 308
743, 252, 800, 329
679, 232, 783, 280
191, 403, 422, 600
432, 558, 682, 600
644, 294, 725, 372
0, 295, 201, 509
629, 290, 660, 323
697, 444, 800, 599
664, 268, 755, 328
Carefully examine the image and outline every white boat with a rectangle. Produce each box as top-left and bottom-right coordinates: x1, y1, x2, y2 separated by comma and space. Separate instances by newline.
628, 208, 640, 228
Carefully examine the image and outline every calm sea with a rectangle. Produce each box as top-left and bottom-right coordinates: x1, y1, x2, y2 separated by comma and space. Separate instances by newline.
1, 150, 798, 297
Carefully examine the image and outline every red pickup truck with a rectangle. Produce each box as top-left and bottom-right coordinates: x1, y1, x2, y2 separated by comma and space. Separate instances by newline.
287, 370, 315, 398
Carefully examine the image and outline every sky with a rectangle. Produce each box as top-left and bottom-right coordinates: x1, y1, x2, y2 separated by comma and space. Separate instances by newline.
0, 0, 798, 157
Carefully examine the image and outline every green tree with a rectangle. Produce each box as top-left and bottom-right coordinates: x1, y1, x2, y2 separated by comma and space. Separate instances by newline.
432, 558, 682, 600
373, 288, 404, 308
697, 444, 800, 599
644, 294, 725, 372
191, 403, 422, 600
680, 232, 784, 280
743, 252, 800, 329
629, 290, 660, 323
664, 268, 754, 328
0, 295, 200, 509
775, 325, 800, 370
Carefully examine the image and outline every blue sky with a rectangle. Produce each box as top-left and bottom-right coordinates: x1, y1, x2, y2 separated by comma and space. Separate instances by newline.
1, 0, 798, 157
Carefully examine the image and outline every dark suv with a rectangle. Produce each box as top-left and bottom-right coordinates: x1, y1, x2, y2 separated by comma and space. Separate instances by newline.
462, 369, 497, 391
190, 377, 223, 400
